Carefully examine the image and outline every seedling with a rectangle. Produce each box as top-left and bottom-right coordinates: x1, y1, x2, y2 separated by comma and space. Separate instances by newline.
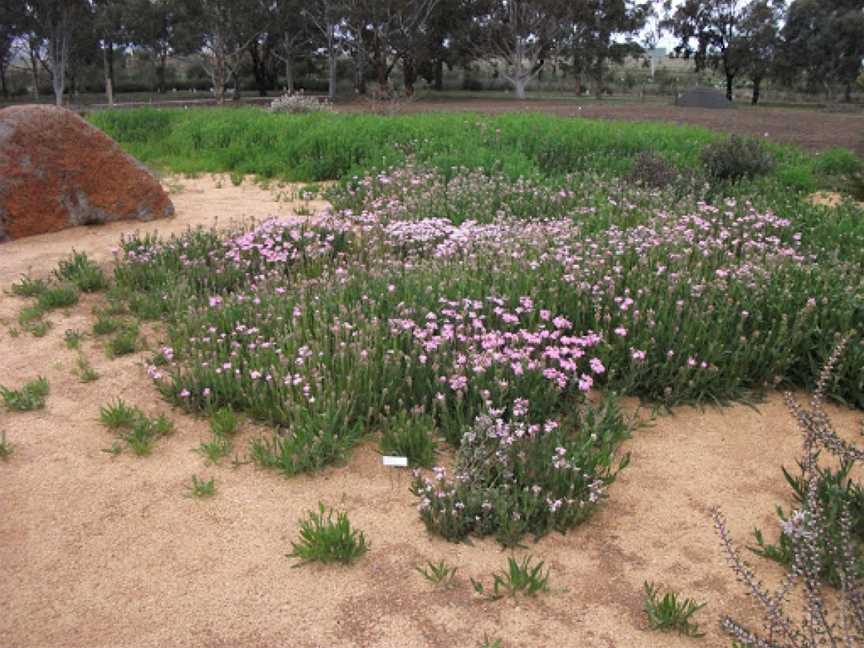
187, 475, 216, 498
642, 581, 705, 637
415, 559, 458, 588
470, 556, 551, 600
64, 329, 85, 350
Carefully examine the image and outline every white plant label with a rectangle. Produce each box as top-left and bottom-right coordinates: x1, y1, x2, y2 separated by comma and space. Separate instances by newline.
382, 456, 408, 467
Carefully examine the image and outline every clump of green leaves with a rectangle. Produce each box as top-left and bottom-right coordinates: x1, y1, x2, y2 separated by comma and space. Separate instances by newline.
37, 284, 79, 310
0, 377, 49, 411
288, 503, 369, 566
10, 274, 48, 297
380, 410, 436, 468
54, 251, 108, 293
64, 329, 84, 349
642, 581, 705, 637
196, 408, 239, 464
75, 355, 99, 383
415, 559, 458, 589
92, 313, 121, 336
107, 324, 139, 357
187, 475, 216, 498
100, 399, 142, 429
98, 399, 173, 456
470, 556, 551, 600
479, 636, 503, 648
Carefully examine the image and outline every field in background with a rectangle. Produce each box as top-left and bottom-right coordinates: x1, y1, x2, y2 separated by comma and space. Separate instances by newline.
88, 106, 862, 192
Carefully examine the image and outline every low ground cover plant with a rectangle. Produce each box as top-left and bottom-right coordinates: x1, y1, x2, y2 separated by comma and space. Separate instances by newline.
98, 400, 173, 456
268, 92, 333, 114
1, 377, 49, 411
470, 555, 551, 600
187, 475, 216, 498
416, 559, 458, 589
288, 504, 369, 566
95, 111, 862, 547
642, 581, 705, 637
54, 251, 108, 293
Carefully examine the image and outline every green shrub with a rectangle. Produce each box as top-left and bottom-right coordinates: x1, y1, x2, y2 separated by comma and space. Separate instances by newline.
814, 148, 862, 177
700, 136, 775, 182
187, 475, 216, 498
288, 504, 369, 566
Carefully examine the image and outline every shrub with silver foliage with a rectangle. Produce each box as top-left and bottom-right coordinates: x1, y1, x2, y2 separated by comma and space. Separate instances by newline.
714, 337, 864, 647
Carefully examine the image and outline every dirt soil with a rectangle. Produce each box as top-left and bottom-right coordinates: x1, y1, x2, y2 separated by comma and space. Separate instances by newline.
2, 176, 863, 648
342, 97, 864, 158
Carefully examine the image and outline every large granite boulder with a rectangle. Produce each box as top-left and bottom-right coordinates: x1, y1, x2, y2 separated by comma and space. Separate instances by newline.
0, 105, 173, 242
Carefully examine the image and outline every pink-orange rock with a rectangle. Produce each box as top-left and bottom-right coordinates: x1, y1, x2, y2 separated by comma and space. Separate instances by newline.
0, 105, 174, 242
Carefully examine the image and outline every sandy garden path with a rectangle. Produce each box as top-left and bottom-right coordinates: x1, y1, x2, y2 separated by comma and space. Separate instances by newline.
1, 177, 862, 648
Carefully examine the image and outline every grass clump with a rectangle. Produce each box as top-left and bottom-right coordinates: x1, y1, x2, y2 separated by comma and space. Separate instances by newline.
99, 399, 142, 429
10, 275, 48, 297
37, 284, 79, 311
642, 581, 705, 637
74, 355, 100, 383
54, 251, 108, 293
0, 377, 49, 411
92, 313, 121, 336
415, 559, 458, 589
287, 503, 369, 566
64, 329, 85, 349
379, 410, 436, 468
470, 555, 551, 600
187, 475, 216, 498
106, 324, 139, 357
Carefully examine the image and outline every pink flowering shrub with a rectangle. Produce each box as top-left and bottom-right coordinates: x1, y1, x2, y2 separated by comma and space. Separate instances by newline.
410, 399, 629, 546
388, 297, 607, 443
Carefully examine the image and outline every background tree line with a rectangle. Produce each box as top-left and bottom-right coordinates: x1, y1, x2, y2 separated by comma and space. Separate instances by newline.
1, 0, 862, 106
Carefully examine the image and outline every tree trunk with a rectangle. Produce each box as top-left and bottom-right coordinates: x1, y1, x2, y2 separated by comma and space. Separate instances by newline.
403, 55, 416, 96
213, 38, 227, 105
513, 77, 527, 99
725, 73, 734, 102
29, 46, 39, 100
751, 77, 761, 105
0, 62, 7, 97
434, 59, 443, 91
327, 23, 337, 101
249, 42, 269, 97
844, 82, 852, 103
285, 56, 294, 93
157, 49, 168, 93
48, 24, 69, 106
102, 40, 114, 106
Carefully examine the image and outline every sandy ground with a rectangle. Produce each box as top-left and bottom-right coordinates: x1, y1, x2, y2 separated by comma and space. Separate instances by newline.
2, 178, 863, 648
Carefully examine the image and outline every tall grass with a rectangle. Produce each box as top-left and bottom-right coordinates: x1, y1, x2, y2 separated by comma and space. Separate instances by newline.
89, 108, 826, 190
